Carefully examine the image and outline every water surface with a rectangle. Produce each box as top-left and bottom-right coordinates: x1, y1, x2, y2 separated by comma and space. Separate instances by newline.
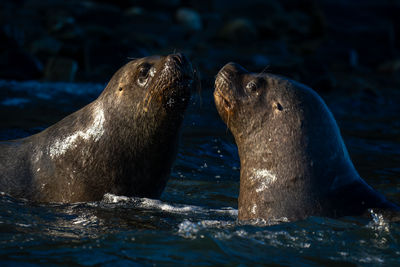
0, 81, 399, 266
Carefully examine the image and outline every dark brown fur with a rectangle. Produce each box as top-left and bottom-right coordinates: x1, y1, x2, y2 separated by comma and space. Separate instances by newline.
214, 62, 399, 222
0, 54, 195, 203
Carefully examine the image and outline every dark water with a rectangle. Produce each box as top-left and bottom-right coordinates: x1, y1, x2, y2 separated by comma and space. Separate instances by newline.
1, 81, 399, 266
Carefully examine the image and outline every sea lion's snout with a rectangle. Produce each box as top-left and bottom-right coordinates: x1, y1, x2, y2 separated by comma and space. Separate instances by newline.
215, 62, 250, 98
158, 53, 195, 111
214, 62, 268, 131
215, 62, 250, 94
214, 62, 245, 124
166, 53, 187, 67
164, 53, 194, 81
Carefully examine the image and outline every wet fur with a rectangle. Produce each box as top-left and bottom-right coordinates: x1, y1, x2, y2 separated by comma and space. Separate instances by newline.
214, 63, 399, 222
0, 54, 195, 203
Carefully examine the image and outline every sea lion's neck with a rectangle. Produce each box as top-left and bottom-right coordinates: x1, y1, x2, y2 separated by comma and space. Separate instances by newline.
41, 100, 106, 159
238, 152, 318, 221
236, 133, 362, 221
40, 97, 176, 171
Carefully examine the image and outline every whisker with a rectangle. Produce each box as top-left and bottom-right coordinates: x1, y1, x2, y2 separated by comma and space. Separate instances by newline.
142, 84, 155, 112
144, 94, 154, 112
142, 76, 164, 112
260, 65, 270, 75
192, 68, 202, 107
226, 111, 230, 133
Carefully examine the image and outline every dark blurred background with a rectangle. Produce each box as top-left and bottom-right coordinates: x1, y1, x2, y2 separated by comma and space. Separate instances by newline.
0, 0, 399, 92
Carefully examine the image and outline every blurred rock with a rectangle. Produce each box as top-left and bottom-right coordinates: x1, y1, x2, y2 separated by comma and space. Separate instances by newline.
46, 15, 84, 41
154, 0, 180, 8
76, 2, 122, 28
279, 0, 326, 37
1, 24, 25, 47
291, 39, 323, 56
44, 57, 78, 82
0, 0, 397, 95
378, 59, 400, 73
176, 8, 202, 31
83, 25, 113, 40
218, 18, 257, 43
0, 49, 43, 80
30, 36, 62, 57
259, 9, 321, 41
0, 22, 44, 80
213, 0, 283, 18
312, 41, 360, 71
349, 49, 358, 68
321, 1, 397, 67
138, 0, 180, 9
125, 8, 171, 23
285, 11, 313, 36
125, 7, 144, 16
183, 0, 214, 12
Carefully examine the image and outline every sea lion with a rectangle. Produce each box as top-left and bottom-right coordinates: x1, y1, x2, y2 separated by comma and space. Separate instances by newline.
0, 53, 196, 203
214, 62, 399, 222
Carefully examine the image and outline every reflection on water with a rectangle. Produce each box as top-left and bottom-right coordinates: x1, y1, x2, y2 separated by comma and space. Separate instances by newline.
0, 81, 399, 265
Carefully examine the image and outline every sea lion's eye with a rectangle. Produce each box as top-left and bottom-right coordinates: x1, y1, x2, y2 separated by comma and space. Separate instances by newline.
139, 64, 150, 77
137, 63, 151, 86
246, 80, 258, 94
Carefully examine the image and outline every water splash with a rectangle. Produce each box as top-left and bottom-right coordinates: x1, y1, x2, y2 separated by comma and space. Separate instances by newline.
367, 209, 390, 232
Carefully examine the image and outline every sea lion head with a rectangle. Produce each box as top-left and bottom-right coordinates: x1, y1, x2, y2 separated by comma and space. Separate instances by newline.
214, 62, 357, 221
101, 53, 195, 130
214, 62, 344, 152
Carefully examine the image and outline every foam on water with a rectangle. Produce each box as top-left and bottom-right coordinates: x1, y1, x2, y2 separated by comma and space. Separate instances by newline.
102, 193, 131, 203
1, 185, 399, 266
177, 219, 237, 239
367, 209, 390, 232
102, 193, 238, 217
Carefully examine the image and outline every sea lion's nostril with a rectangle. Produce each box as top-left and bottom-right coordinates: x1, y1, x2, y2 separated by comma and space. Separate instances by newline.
168, 53, 187, 66
275, 102, 283, 111
174, 55, 183, 65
